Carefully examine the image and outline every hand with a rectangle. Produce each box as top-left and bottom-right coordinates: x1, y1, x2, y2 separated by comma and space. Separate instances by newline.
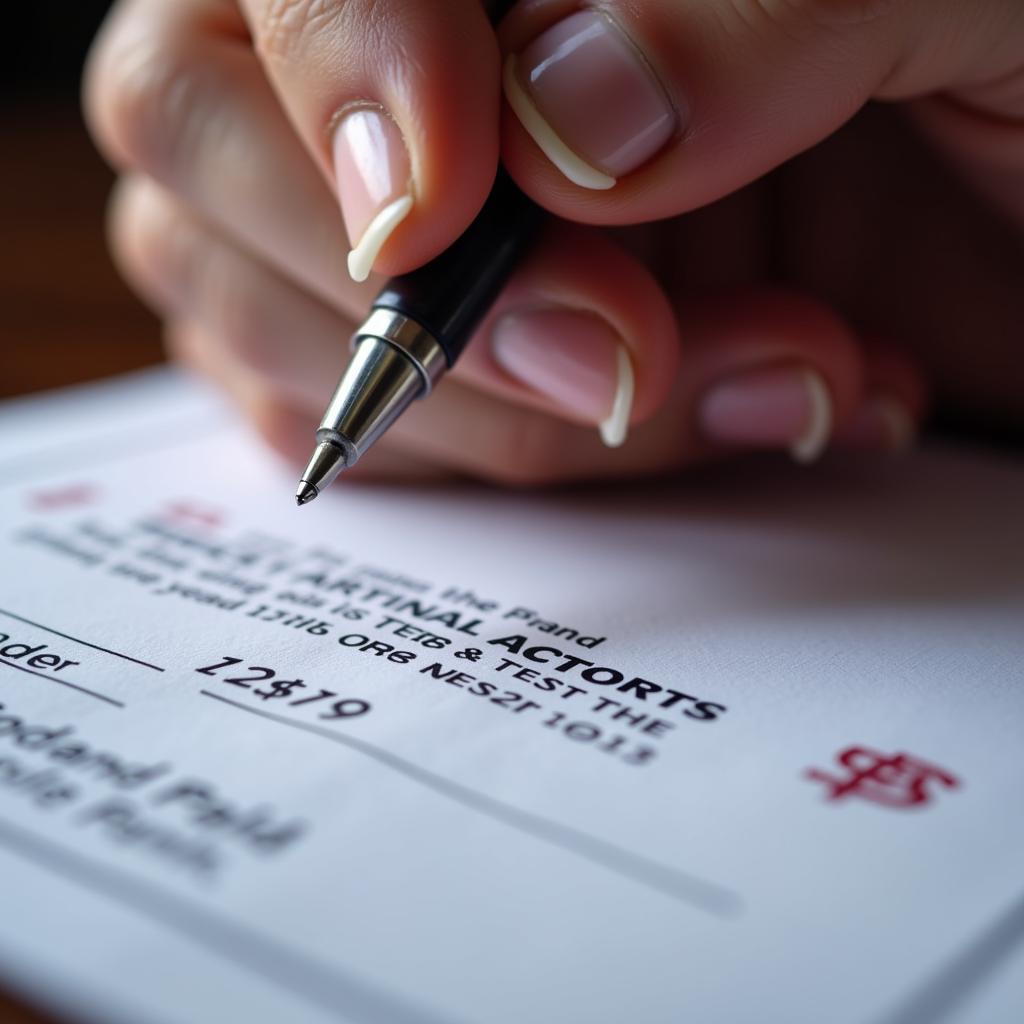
85, 0, 1024, 485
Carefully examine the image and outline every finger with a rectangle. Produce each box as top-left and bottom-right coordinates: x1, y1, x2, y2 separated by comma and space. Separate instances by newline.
111, 175, 682, 445
835, 344, 929, 453
497, 0, 1024, 223
450, 222, 680, 445
170, 298, 615, 487
365, 279, 872, 481
85, 0, 358, 308
167, 319, 453, 483
122, 178, 871, 481
115, 176, 871, 476
109, 175, 351, 415
681, 288, 865, 464
235, 0, 503, 280
166, 317, 306, 460
111, 174, 629, 484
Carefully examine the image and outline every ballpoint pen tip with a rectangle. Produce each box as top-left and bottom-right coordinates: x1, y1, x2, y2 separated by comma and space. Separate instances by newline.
295, 481, 319, 507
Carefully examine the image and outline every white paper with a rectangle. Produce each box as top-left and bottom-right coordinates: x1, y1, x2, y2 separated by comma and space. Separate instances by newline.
0, 370, 1022, 1024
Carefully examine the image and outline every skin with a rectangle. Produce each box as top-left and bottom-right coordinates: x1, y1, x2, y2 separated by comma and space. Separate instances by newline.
84, 0, 1024, 485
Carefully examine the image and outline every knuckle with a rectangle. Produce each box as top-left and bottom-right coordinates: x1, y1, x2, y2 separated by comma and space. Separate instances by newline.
111, 183, 280, 381
213, 288, 278, 377
192, 257, 261, 368
107, 178, 147, 269
87, 19, 207, 177
162, 322, 194, 368
253, 0, 404, 71
109, 179, 196, 300
196, 262, 283, 380
252, 0, 347, 63
748, 0, 897, 30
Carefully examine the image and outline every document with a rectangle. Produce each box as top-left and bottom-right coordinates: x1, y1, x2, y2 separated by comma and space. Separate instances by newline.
0, 369, 1021, 1024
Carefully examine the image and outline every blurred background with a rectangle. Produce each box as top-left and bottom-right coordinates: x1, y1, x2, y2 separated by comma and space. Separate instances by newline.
2, 2, 162, 400
2, 12, 158, 1021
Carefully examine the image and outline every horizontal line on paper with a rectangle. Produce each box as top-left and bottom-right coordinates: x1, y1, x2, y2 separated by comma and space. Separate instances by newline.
0, 608, 164, 672
0, 818, 453, 1024
0, 657, 124, 708
200, 689, 743, 919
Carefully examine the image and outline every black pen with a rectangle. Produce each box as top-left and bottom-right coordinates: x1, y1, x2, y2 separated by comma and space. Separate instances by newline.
295, 0, 537, 506
295, 169, 541, 505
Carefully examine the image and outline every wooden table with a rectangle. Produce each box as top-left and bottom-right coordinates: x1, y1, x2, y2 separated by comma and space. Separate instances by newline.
1, 102, 162, 1024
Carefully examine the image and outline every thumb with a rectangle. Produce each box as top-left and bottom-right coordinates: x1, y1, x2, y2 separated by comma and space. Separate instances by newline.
498, 0, 1024, 223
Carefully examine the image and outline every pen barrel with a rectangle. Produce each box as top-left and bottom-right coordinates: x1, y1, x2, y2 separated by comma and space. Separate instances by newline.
372, 170, 543, 368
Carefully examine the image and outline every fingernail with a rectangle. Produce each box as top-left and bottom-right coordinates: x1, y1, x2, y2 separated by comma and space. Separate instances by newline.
503, 10, 678, 190
841, 396, 916, 454
698, 366, 833, 464
492, 308, 634, 448
333, 107, 414, 283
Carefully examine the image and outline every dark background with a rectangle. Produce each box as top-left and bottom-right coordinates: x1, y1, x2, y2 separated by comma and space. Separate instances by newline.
2, 2, 163, 400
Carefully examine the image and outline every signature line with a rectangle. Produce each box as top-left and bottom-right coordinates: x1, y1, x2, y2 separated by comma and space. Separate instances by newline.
0, 608, 164, 672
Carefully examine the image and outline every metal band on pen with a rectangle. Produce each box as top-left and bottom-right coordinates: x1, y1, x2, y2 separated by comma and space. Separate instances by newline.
352, 310, 447, 395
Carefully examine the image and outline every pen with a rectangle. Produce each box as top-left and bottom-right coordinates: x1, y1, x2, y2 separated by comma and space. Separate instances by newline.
295, 0, 538, 507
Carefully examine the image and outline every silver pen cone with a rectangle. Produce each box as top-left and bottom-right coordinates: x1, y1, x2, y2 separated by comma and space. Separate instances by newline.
294, 311, 446, 506
294, 481, 319, 507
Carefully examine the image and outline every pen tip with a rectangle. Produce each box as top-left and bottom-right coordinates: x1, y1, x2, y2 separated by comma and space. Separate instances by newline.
295, 481, 319, 507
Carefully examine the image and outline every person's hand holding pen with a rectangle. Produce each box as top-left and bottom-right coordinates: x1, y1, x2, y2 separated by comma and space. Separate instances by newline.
86, 0, 1023, 485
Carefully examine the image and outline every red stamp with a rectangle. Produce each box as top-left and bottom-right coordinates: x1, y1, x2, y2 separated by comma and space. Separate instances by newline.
162, 501, 224, 529
806, 746, 960, 809
30, 484, 98, 510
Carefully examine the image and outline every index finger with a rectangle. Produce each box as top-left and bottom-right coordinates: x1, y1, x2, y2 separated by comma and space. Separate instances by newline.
238, 0, 502, 280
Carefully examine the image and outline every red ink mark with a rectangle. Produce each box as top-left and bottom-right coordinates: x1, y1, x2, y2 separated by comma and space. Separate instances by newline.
31, 484, 98, 510
806, 746, 959, 809
162, 501, 224, 529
